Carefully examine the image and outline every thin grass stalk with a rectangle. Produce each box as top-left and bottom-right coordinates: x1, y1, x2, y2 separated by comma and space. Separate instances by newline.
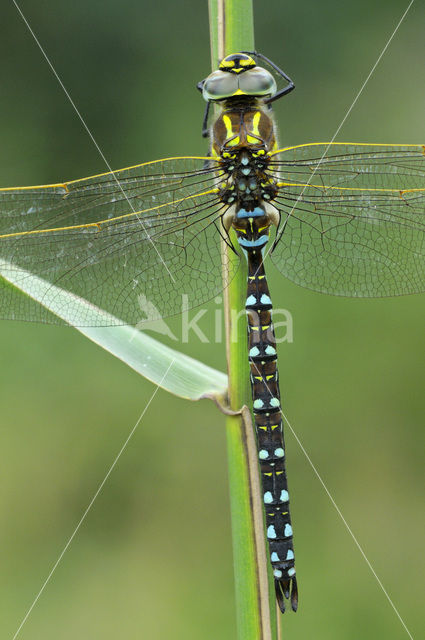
208, 2, 279, 637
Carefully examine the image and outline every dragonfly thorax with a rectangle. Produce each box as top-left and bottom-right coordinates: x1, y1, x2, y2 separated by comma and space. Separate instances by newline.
212, 104, 277, 157
218, 149, 278, 210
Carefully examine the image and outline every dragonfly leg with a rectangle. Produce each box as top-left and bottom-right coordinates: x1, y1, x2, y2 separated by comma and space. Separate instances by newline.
196, 79, 211, 137
201, 100, 211, 138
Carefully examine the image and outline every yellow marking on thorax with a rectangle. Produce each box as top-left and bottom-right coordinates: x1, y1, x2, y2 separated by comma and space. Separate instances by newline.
222, 114, 240, 147
222, 114, 234, 138
252, 111, 261, 136
245, 111, 263, 145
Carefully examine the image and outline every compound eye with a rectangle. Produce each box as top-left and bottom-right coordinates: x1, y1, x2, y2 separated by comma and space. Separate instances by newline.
239, 67, 277, 97
202, 70, 238, 101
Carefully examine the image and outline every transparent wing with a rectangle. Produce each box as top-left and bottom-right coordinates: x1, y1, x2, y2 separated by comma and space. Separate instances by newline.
269, 142, 425, 189
267, 144, 425, 296
0, 157, 239, 325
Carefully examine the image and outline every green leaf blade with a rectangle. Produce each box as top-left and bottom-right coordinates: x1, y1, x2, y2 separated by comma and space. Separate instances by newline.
0, 261, 227, 401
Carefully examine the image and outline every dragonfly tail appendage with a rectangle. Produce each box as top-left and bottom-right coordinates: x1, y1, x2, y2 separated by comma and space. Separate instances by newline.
275, 575, 298, 613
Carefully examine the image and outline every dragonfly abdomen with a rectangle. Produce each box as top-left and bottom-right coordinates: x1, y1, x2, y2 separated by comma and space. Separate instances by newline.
232, 201, 298, 611
243, 246, 298, 613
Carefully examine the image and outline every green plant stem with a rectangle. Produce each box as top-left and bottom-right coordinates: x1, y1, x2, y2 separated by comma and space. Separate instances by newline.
208, 2, 278, 638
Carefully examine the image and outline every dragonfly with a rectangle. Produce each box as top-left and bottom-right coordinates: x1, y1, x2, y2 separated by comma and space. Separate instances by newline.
0, 51, 424, 613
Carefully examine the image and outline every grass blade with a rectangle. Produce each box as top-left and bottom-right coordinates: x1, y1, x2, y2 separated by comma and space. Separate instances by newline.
208, 1, 278, 637
0, 261, 227, 401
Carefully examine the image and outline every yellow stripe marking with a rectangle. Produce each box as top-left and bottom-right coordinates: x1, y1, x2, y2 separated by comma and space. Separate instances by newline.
252, 111, 261, 136
0, 156, 216, 192
266, 375, 274, 381
271, 425, 280, 430
0, 188, 219, 240
269, 142, 424, 158
222, 115, 233, 138
227, 136, 240, 147
276, 471, 284, 476
263, 472, 273, 477
222, 114, 240, 146
258, 426, 267, 431
276, 181, 425, 194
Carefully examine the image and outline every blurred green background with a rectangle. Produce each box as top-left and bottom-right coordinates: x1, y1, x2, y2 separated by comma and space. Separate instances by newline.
0, 1, 423, 638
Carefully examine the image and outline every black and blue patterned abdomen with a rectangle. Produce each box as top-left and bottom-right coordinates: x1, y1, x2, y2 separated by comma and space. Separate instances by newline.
231, 203, 298, 612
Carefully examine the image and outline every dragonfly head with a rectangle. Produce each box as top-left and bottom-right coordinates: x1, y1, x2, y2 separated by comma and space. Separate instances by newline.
202, 53, 277, 102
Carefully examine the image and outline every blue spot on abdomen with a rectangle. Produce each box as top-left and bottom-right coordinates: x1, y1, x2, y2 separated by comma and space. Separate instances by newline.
237, 236, 268, 248
236, 206, 265, 219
